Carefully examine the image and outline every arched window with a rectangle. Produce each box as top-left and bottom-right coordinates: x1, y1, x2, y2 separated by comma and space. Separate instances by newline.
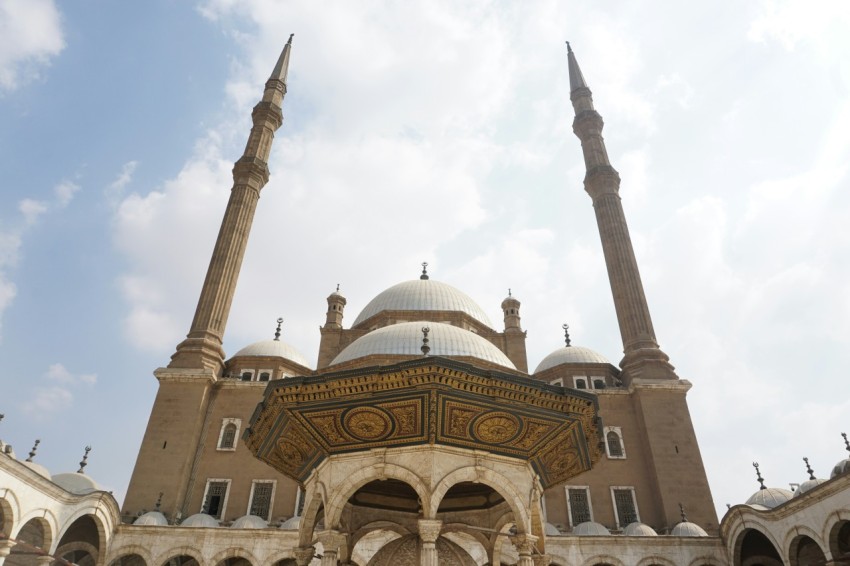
604, 427, 625, 459
217, 418, 241, 450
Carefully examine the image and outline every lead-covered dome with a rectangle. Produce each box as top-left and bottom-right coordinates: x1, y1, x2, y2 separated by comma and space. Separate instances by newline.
745, 487, 793, 509
534, 346, 610, 373
353, 279, 493, 328
232, 339, 310, 368
572, 521, 610, 536
134, 511, 168, 526
331, 321, 515, 369
671, 521, 708, 537
52, 472, 100, 495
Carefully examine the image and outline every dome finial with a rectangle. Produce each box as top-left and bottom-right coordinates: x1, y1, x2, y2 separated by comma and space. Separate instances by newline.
421, 326, 431, 356
26, 439, 40, 462
753, 462, 766, 490
803, 457, 816, 480
274, 317, 283, 341
508, 288, 512, 297
336, 283, 340, 292
679, 502, 688, 522
562, 323, 572, 347
843, 432, 849, 454
155, 491, 164, 511
77, 445, 92, 473
420, 262, 429, 280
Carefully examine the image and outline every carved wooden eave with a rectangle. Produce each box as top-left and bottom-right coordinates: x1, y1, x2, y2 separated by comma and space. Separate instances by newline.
244, 356, 603, 488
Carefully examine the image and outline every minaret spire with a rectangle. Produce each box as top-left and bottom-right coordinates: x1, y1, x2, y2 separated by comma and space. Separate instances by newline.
567, 43, 676, 381
169, 35, 295, 372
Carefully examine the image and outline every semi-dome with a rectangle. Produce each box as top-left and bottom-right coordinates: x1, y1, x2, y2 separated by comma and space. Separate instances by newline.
534, 345, 610, 373
572, 521, 611, 536
353, 279, 493, 328
52, 472, 99, 495
231, 514, 268, 529
745, 487, 793, 509
232, 339, 310, 368
330, 321, 516, 369
671, 521, 708, 537
181, 513, 220, 528
794, 478, 827, 497
623, 522, 658, 536
134, 511, 168, 526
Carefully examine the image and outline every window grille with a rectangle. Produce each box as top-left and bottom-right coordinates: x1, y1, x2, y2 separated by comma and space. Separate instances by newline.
249, 482, 274, 520
607, 431, 623, 458
568, 488, 591, 525
204, 481, 229, 519
613, 488, 638, 526
220, 423, 237, 449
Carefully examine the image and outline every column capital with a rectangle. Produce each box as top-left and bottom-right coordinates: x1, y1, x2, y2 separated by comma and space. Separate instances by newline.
316, 529, 347, 552
417, 519, 443, 543
510, 533, 538, 554
293, 547, 316, 566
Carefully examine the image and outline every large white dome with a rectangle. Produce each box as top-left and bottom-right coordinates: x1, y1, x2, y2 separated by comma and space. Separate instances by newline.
534, 346, 610, 373
353, 279, 493, 328
231, 339, 310, 368
330, 321, 515, 369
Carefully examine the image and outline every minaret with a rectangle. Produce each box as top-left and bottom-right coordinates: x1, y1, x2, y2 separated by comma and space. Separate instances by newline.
500, 289, 528, 372
169, 34, 295, 373
567, 42, 676, 382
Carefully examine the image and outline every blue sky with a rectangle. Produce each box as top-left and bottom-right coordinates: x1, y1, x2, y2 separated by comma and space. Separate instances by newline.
1, 0, 849, 519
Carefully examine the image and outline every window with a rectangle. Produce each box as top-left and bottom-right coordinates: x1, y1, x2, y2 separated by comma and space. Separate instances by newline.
604, 426, 625, 459
573, 377, 587, 389
240, 370, 254, 382
592, 378, 606, 389
611, 487, 639, 528
248, 480, 276, 521
294, 487, 306, 517
565, 486, 593, 526
258, 370, 272, 382
549, 377, 564, 387
217, 418, 241, 451
202, 479, 231, 519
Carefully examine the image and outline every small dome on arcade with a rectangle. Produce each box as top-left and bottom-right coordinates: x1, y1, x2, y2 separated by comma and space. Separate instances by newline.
330, 321, 516, 370
181, 513, 220, 528
21, 439, 50, 479
231, 515, 268, 529
572, 521, 611, 536
352, 265, 493, 328
831, 432, 850, 479
794, 457, 827, 497
279, 516, 301, 530
544, 522, 561, 536
53, 473, 100, 495
622, 522, 658, 536
534, 324, 610, 373
745, 462, 792, 509
670, 505, 707, 537
231, 318, 310, 369
134, 511, 168, 526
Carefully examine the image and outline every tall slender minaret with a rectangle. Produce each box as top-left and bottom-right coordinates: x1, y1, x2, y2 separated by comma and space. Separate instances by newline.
567, 43, 676, 382
169, 35, 295, 373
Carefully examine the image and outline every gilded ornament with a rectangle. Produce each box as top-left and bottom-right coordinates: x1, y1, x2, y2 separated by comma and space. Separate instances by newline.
474, 412, 520, 444
345, 407, 391, 440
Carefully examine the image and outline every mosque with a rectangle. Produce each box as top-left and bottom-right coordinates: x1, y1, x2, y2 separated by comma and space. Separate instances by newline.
1, 36, 849, 566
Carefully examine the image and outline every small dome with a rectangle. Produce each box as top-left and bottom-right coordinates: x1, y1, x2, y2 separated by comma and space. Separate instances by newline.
534, 346, 610, 373
353, 279, 493, 328
745, 487, 793, 509
623, 522, 658, 536
52, 472, 99, 495
572, 521, 610, 536
544, 522, 561, 536
794, 478, 827, 497
671, 521, 708, 537
747, 504, 770, 511
330, 321, 516, 369
369, 534, 477, 566
831, 458, 850, 479
134, 511, 168, 526
231, 515, 268, 529
280, 516, 301, 530
232, 339, 310, 368
22, 461, 51, 479
181, 513, 220, 528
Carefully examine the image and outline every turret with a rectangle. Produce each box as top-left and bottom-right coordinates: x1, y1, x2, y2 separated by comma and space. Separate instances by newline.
501, 289, 522, 331
324, 284, 347, 329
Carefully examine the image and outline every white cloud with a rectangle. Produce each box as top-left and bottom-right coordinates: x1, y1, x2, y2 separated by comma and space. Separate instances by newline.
18, 198, 48, 225
54, 180, 80, 207
105, 161, 138, 205
0, 0, 65, 91
24, 386, 73, 416
45, 362, 97, 386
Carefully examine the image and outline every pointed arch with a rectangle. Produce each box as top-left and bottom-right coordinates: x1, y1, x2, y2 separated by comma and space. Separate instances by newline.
210, 546, 259, 566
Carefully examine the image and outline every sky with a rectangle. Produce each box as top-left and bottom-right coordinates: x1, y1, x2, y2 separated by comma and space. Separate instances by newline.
1, 0, 849, 521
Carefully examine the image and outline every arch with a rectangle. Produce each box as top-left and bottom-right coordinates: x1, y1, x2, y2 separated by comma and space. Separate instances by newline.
323, 463, 431, 528
429, 467, 530, 532
55, 513, 104, 555
348, 520, 411, 551
266, 549, 298, 566
828, 518, 850, 563
349, 527, 406, 566
579, 556, 626, 566
687, 557, 724, 566
489, 518, 516, 566
55, 541, 98, 566
783, 524, 825, 559
10, 514, 54, 557
441, 522, 491, 551
210, 546, 259, 566
789, 533, 827, 566
158, 551, 204, 566
108, 546, 153, 566
733, 527, 783, 566
637, 557, 677, 566
0, 492, 15, 537
57, 503, 116, 556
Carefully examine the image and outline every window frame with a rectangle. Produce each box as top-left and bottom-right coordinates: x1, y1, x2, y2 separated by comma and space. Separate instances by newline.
604, 426, 626, 459
565, 485, 594, 527
610, 486, 639, 529
217, 418, 241, 451
240, 369, 255, 382
573, 376, 588, 389
201, 478, 232, 520
246, 479, 277, 521
257, 369, 273, 382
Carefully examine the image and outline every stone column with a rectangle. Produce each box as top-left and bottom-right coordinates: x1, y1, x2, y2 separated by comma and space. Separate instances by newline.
317, 530, 347, 566
0, 540, 16, 566
293, 546, 316, 566
511, 534, 538, 566
418, 519, 442, 566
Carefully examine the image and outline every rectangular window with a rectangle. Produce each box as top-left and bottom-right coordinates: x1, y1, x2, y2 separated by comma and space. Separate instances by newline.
611, 487, 639, 528
258, 371, 271, 382
240, 370, 254, 382
566, 487, 592, 526
202, 479, 231, 519
294, 486, 306, 517
573, 377, 587, 389
248, 480, 275, 521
